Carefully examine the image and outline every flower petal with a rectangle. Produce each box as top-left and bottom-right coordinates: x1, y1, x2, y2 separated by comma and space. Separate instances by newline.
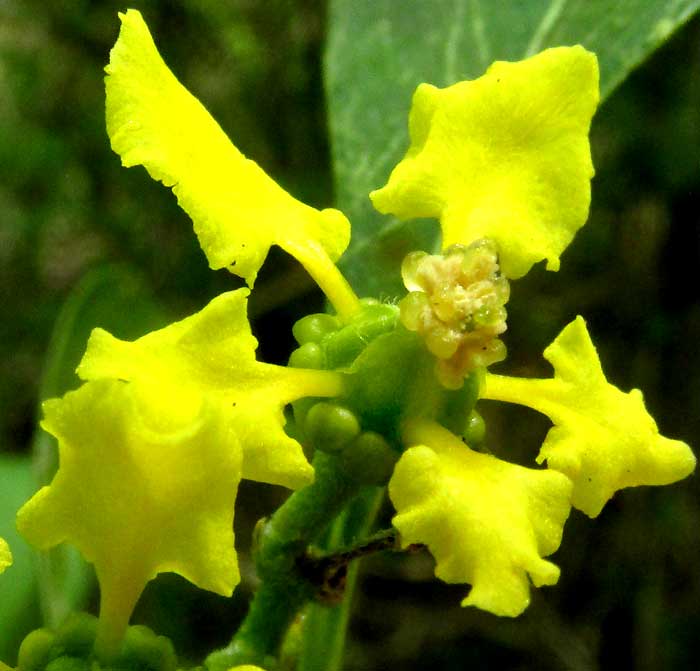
483, 317, 696, 516
371, 47, 599, 279
106, 9, 350, 286
77, 289, 345, 489
17, 379, 241, 650
390, 422, 572, 616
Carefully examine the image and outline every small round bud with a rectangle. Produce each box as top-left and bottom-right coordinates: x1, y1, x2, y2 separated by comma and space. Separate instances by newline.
18, 629, 56, 671
304, 402, 361, 453
55, 613, 97, 658
341, 431, 398, 485
288, 342, 325, 369
120, 624, 177, 671
463, 410, 486, 446
292, 314, 340, 345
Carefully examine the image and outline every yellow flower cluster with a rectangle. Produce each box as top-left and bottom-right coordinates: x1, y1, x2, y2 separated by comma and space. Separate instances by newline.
12, 10, 695, 662
371, 39, 694, 613
17, 10, 348, 658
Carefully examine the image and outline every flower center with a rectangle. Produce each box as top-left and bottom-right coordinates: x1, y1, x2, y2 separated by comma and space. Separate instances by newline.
399, 239, 510, 388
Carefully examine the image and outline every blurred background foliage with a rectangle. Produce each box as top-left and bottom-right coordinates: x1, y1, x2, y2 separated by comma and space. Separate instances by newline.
1, 1, 699, 670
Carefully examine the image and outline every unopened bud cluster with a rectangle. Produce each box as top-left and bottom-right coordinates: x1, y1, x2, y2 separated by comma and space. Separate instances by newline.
288, 302, 401, 486
400, 239, 510, 388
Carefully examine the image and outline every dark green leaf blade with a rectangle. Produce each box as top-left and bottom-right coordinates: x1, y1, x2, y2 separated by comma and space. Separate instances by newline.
0, 455, 42, 664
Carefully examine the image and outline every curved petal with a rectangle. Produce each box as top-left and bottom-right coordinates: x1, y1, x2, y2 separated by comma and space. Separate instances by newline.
390, 422, 572, 616
106, 9, 350, 286
78, 289, 345, 489
483, 317, 696, 516
371, 47, 599, 279
17, 379, 241, 653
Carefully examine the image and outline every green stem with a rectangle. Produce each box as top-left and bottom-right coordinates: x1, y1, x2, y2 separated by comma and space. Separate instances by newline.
298, 488, 384, 671
205, 452, 362, 671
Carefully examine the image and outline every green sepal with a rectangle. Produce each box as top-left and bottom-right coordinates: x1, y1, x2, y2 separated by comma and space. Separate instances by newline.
343, 327, 480, 443
434, 373, 481, 437
289, 301, 483, 454
343, 327, 427, 441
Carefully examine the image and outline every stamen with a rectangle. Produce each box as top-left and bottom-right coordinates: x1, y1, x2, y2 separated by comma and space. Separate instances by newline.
399, 239, 509, 388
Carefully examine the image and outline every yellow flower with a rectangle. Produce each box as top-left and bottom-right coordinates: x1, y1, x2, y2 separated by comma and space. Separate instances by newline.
483, 317, 696, 517
391, 420, 572, 617
0, 537, 11, 574
78, 289, 345, 490
106, 9, 358, 317
17, 379, 241, 658
371, 47, 599, 279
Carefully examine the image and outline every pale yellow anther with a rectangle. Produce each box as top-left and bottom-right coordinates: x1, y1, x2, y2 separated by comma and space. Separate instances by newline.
399, 240, 509, 388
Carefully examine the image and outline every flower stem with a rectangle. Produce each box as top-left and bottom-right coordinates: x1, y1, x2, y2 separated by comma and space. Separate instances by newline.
205, 452, 362, 671
286, 241, 361, 322
297, 488, 385, 671
481, 372, 559, 417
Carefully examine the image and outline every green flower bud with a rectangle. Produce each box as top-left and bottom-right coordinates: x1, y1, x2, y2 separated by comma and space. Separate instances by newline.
292, 313, 340, 345
463, 410, 486, 446
16, 616, 178, 671
304, 402, 361, 453
18, 629, 56, 671
55, 613, 97, 658
288, 342, 325, 369
119, 624, 177, 671
341, 431, 398, 485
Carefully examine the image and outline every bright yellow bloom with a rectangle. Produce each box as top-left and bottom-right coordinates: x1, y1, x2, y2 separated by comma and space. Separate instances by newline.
78, 289, 345, 489
0, 537, 11, 574
483, 317, 696, 517
391, 420, 572, 617
17, 379, 241, 658
106, 10, 357, 317
371, 47, 599, 279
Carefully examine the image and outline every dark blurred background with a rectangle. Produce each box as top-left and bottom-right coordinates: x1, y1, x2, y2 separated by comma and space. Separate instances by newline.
1, 2, 699, 670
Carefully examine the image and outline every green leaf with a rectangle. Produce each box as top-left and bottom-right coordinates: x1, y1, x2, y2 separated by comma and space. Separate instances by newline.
0, 455, 41, 664
326, 0, 700, 296
31, 264, 168, 629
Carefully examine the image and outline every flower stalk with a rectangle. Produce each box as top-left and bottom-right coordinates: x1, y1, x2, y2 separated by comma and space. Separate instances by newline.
205, 452, 363, 670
